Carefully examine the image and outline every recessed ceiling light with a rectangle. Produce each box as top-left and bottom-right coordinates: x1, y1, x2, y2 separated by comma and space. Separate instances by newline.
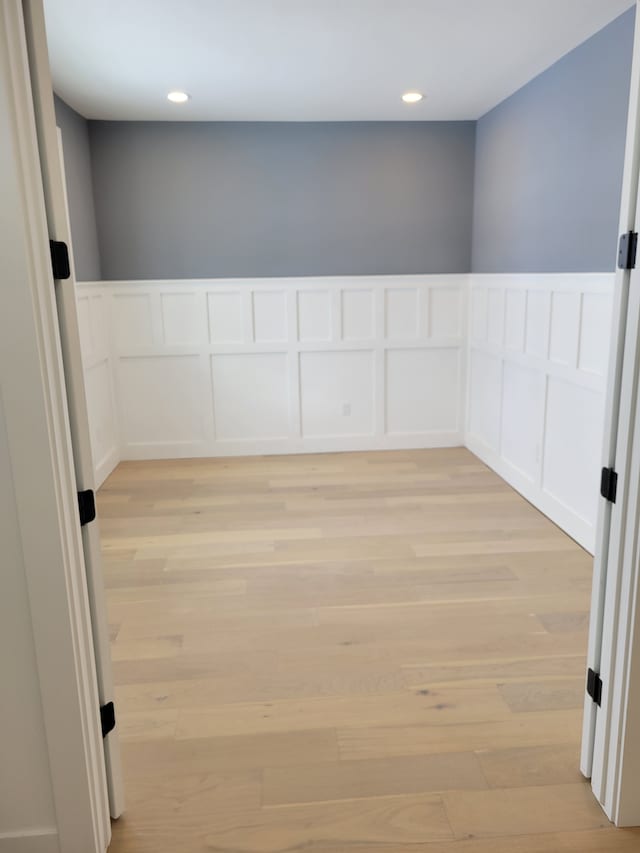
402, 92, 424, 104
167, 91, 190, 104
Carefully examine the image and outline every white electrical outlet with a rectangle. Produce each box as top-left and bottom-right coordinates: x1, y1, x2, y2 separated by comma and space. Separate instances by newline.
342, 403, 351, 416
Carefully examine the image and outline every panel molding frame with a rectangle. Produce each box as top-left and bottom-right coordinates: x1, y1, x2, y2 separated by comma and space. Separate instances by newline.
75, 289, 120, 485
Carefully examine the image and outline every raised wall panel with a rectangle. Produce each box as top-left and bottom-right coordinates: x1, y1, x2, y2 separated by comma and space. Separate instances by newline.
549, 291, 580, 367
469, 349, 502, 451
253, 291, 287, 343
298, 290, 331, 342
487, 288, 504, 346
208, 292, 244, 344
91, 295, 109, 356
385, 289, 419, 339
342, 289, 374, 340
161, 292, 202, 345
77, 287, 119, 484
504, 289, 526, 352
525, 290, 550, 359
211, 353, 289, 441
500, 362, 545, 481
300, 350, 374, 437
543, 377, 604, 524
119, 355, 204, 445
76, 295, 92, 359
386, 348, 459, 434
430, 288, 461, 338
113, 293, 154, 350
85, 360, 118, 469
471, 288, 488, 343
579, 292, 612, 376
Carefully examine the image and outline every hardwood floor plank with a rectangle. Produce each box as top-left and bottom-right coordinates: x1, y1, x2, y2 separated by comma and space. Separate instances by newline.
443, 783, 609, 839
120, 729, 340, 780
262, 751, 487, 806
113, 655, 407, 698
538, 611, 591, 633
174, 686, 514, 739
402, 653, 586, 688
117, 708, 178, 741
203, 792, 454, 852
477, 743, 583, 789
111, 636, 183, 662
337, 709, 582, 760
264, 828, 640, 853
499, 679, 585, 713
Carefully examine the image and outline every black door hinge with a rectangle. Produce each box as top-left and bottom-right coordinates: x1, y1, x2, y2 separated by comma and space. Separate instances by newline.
618, 231, 638, 270
587, 668, 603, 706
100, 701, 116, 738
77, 489, 96, 526
600, 467, 618, 503
49, 240, 71, 280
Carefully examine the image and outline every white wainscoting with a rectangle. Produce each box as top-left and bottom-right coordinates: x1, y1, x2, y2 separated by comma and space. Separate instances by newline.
466, 273, 615, 552
76, 276, 467, 485
77, 273, 613, 552
75, 286, 120, 486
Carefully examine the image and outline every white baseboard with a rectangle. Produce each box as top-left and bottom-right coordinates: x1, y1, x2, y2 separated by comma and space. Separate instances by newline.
94, 445, 120, 488
120, 430, 465, 461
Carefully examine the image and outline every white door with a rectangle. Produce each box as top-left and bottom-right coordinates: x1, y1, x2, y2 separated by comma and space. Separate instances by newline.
21, 0, 124, 819
1, 1, 112, 848
582, 0, 640, 824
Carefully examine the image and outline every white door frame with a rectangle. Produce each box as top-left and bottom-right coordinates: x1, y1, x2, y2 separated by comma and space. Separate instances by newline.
23, 0, 125, 819
0, 1, 109, 850
581, 0, 640, 780
581, 0, 640, 827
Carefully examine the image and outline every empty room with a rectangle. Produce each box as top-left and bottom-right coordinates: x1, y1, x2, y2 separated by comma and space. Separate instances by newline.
6, 1, 640, 851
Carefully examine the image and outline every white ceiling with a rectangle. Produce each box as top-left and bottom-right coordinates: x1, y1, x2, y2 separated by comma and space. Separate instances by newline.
43, 0, 634, 122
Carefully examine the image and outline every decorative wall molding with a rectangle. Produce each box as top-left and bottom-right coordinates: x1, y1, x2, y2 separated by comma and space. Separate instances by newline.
77, 272, 613, 552
75, 288, 119, 486
465, 273, 615, 552
76, 275, 467, 485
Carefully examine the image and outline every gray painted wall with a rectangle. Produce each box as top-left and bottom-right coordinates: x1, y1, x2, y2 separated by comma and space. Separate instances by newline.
88, 121, 476, 280
472, 7, 635, 274
54, 95, 101, 280
56, 7, 633, 281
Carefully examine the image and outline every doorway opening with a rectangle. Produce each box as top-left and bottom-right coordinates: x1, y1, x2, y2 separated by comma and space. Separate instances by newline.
18, 1, 640, 849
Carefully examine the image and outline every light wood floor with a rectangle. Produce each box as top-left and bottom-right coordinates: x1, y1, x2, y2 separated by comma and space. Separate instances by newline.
100, 448, 640, 852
